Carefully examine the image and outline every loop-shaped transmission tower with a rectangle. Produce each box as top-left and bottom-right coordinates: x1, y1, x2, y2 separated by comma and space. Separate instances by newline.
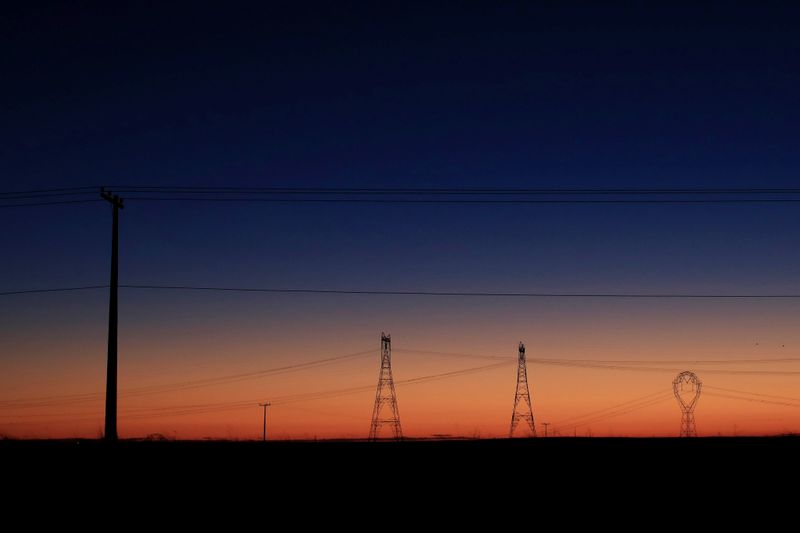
673, 371, 701, 437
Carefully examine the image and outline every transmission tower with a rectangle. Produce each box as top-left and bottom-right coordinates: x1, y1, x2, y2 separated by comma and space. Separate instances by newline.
509, 341, 537, 437
673, 371, 701, 437
368, 332, 403, 440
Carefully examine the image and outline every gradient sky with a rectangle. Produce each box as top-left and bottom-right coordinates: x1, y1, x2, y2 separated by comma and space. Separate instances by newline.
3, 3, 800, 439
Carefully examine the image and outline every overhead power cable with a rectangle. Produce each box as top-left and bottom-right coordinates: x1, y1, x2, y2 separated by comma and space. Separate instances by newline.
0, 349, 375, 409
0, 199, 104, 208
0, 186, 97, 196
551, 390, 673, 426
6, 185, 800, 195
553, 395, 674, 433
395, 348, 800, 365
101, 185, 800, 196
6, 284, 800, 298
7, 185, 800, 207
704, 391, 800, 408
122, 197, 800, 205
704, 385, 800, 404
114, 360, 514, 420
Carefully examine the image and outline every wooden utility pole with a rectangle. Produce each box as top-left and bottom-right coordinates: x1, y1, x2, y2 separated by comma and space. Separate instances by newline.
101, 188, 123, 442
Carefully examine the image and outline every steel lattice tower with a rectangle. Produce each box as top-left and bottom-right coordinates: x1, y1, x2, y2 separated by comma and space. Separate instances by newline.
673, 371, 701, 437
368, 332, 403, 440
509, 341, 537, 438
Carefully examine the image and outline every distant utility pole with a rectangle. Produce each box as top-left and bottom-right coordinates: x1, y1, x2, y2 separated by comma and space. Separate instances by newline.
259, 402, 271, 441
542, 422, 550, 437
101, 187, 123, 442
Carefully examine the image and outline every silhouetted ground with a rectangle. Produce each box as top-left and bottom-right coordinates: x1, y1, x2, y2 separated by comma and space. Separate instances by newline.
4, 436, 797, 473
4, 437, 787, 526
4, 437, 795, 510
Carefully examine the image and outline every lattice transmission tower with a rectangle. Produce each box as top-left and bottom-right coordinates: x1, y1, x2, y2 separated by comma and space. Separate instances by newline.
509, 341, 537, 437
368, 332, 403, 440
673, 371, 701, 437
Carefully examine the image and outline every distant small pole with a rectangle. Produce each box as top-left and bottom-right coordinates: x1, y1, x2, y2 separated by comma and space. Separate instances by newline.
259, 402, 271, 441
542, 422, 550, 437
101, 187, 123, 442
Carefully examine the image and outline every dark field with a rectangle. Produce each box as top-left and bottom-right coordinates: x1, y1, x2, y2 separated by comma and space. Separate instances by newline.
3, 437, 794, 512
4, 436, 797, 477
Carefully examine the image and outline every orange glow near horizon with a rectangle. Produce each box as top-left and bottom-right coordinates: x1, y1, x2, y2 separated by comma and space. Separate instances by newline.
3, 298, 800, 439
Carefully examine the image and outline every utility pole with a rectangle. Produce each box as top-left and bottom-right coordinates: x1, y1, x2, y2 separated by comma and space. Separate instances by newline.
542, 422, 550, 437
259, 402, 271, 441
101, 187, 123, 442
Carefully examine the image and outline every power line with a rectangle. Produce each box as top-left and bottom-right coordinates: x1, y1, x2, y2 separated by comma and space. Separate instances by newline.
0, 391, 102, 409
117, 285, 800, 298
6, 385, 797, 426
117, 349, 375, 398
123, 197, 800, 205
4, 344, 798, 411
704, 391, 800, 408
268, 361, 513, 406
395, 348, 509, 361
0, 199, 104, 208
530, 359, 800, 376
11, 185, 800, 198
0, 186, 97, 196
5, 283, 800, 298
553, 396, 674, 433
553, 390, 673, 426
109, 361, 513, 420
9, 186, 800, 203
0, 285, 109, 296
0, 349, 375, 409
8, 185, 800, 207
12, 284, 800, 299
7, 365, 800, 430
143, 362, 512, 418
396, 349, 800, 376
101, 186, 800, 195
395, 348, 800, 365
0, 192, 101, 200
99, 185, 800, 204
704, 385, 800, 403
553, 391, 677, 433
532, 357, 800, 365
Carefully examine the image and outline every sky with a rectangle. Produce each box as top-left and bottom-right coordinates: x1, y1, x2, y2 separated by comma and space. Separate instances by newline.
2, 2, 800, 439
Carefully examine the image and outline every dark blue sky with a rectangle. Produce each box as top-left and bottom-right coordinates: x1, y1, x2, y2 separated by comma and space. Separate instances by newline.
4, 3, 800, 189
2, 2, 800, 331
